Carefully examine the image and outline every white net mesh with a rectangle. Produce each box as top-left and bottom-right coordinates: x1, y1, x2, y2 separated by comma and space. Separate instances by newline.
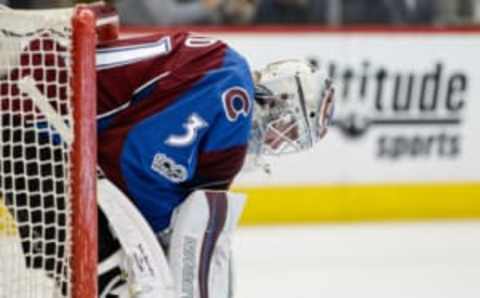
0, 8, 75, 298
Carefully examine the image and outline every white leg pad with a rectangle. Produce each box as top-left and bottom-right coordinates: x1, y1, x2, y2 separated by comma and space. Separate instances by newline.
98, 179, 175, 298
168, 190, 246, 298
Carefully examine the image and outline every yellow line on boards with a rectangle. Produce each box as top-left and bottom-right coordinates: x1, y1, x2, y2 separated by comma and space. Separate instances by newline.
234, 182, 480, 225
0, 200, 16, 235
1, 183, 479, 231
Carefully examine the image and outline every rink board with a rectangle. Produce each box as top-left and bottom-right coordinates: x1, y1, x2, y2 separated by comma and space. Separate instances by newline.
222, 27, 480, 224
0, 202, 16, 234
235, 182, 480, 225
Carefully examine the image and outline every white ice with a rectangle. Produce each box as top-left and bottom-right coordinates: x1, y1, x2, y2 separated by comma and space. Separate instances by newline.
235, 221, 480, 298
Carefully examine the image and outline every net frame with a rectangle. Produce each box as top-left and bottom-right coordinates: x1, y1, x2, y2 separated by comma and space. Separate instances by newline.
0, 5, 98, 298
71, 7, 97, 298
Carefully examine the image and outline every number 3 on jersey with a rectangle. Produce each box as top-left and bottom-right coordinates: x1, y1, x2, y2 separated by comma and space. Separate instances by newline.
165, 113, 208, 147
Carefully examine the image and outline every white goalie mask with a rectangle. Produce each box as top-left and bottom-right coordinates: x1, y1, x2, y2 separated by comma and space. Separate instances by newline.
251, 59, 335, 156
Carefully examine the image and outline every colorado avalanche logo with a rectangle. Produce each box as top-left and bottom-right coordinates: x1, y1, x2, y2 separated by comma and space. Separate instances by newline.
222, 87, 251, 122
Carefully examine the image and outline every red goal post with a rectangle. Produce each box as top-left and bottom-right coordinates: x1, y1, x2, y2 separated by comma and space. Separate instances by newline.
71, 7, 97, 298
0, 3, 117, 297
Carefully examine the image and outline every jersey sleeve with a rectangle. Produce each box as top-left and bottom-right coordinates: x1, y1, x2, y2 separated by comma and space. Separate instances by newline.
186, 49, 255, 190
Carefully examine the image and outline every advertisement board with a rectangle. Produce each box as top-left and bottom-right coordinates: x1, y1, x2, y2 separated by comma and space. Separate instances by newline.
208, 29, 480, 223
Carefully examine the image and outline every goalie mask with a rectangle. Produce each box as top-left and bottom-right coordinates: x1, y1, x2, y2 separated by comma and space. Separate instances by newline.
251, 60, 335, 156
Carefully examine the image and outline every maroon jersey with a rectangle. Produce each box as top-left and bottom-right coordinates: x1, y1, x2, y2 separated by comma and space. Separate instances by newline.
96, 32, 254, 231
0, 31, 254, 231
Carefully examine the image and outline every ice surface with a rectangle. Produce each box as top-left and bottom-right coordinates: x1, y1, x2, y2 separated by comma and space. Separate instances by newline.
235, 221, 480, 298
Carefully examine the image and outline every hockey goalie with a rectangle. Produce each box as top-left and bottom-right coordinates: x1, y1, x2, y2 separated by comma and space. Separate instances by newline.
0, 4, 335, 298
95, 31, 334, 298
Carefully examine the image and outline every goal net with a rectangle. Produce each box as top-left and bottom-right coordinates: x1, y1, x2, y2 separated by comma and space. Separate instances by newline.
0, 5, 98, 298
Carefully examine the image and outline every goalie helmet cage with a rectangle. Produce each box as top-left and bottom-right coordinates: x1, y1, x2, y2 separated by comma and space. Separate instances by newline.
0, 5, 97, 298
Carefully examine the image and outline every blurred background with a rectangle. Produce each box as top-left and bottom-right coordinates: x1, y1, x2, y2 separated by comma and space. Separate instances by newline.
1, 0, 480, 26
2, 1, 479, 297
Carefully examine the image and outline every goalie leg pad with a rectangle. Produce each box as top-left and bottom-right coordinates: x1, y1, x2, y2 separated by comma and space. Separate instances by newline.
168, 190, 246, 298
98, 179, 175, 298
